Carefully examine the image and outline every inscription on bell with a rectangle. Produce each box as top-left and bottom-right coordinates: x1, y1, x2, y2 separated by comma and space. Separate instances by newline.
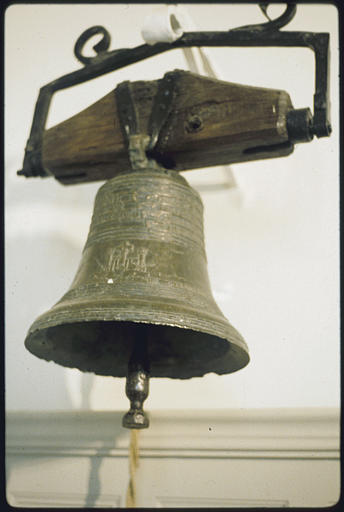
95, 241, 150, 281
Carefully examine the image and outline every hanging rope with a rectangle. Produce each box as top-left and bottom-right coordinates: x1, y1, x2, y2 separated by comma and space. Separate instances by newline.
125, 429, 140, 507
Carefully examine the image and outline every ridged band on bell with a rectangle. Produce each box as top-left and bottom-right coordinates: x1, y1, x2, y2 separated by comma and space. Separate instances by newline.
24, 167, 249, 379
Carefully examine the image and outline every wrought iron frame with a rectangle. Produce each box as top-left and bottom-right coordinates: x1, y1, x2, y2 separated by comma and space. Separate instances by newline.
18, 3, 331, 178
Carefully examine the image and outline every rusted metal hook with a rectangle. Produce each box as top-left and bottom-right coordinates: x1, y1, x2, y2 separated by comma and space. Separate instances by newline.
74, 25, 111, 65
232, 3, 297, 32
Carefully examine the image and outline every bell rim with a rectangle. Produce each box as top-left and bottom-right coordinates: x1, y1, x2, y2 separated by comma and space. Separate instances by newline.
25, 307, 249, 378
26, 301, 249, 353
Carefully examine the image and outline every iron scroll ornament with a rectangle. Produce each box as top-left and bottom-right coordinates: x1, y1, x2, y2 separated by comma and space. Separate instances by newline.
18, 3, 331, 179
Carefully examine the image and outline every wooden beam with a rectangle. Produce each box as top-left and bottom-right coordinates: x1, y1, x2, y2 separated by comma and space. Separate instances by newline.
42, 70, 294, 185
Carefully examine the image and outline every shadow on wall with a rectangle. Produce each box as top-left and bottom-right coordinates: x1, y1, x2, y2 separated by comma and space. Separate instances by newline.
81, 373, 96, 409
65, 369, 97, 409
6, 226, 126, 505
84, 440, 119, 508
6, 231, 85, 410
6, 412, 128, 507
84, 414, 128, 508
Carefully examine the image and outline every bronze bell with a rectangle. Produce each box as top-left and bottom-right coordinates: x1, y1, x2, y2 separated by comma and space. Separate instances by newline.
24, 165, 249, 427
19, 7, 334, 430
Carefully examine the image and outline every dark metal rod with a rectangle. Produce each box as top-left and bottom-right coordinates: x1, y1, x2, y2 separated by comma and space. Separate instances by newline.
42, 31, 331, 94
18, 26, 331, 178
122, 327, 150, 429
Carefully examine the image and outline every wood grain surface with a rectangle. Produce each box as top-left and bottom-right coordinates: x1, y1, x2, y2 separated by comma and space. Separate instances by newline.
42, 70, 294, 185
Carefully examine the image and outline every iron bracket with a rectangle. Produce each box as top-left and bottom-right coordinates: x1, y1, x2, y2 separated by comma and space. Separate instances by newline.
18, 3, 331, 179
115, 80, 151, 171
146, 71, 179, 154
115, 71, 179, 171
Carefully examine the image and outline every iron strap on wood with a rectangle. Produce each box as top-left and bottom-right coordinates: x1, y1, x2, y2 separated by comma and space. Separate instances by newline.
115, 71, 179, 172
17, 3, 331, 179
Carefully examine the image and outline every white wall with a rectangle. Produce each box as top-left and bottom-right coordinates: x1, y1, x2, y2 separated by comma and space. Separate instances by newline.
6, 409, 340, 508
5, 4, 339, 412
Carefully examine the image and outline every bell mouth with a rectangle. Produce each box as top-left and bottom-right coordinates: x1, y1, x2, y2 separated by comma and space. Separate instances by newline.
25, 320, 249, 379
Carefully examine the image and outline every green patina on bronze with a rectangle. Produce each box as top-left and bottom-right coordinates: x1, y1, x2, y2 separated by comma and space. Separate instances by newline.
24, 166, 249, 427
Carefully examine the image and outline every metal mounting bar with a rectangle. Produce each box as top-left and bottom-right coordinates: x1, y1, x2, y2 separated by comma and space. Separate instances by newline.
18, 4, 331, 178
115, 71, 179, 172
115, 80, 151, 171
